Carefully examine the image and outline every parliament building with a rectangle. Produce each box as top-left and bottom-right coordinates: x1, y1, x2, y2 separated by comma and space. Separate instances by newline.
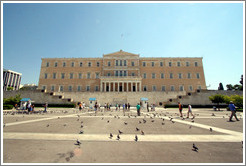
38, 50, 206, 93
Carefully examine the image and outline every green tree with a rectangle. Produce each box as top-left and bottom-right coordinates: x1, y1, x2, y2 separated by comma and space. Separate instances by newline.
7, 87, 14, 91
3, 94, 21, 106
209, 94, 227, 111
230, 95, 243, 108
234, 84, 242, 91
226, 84, 234, 90
218, 83, 224, 90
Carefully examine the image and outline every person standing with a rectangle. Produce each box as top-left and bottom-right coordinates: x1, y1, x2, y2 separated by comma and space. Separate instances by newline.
79, 103, 82, 111
136, 103, 141, 116
187, 104, 194, 119
44, 102, 48, 112
147, 102, 150, 112
128, 103, 131, 111
229, 101, 240, 121
178, 102, 183, 117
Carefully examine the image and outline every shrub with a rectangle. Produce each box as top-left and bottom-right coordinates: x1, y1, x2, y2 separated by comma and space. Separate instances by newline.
3, 94, 21, 106
33, 103, 76, 108
3, 104, 14, 110
230, 95, 243, 108
209, 94, 228, 111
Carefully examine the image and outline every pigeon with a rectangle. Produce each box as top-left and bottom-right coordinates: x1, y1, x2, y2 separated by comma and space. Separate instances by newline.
109, 133, 113, 139
135, 135, 138, 142
210, 128, 213, 132
170, 118, 173, 121
3, 123, 5, 128
114, 116, 117, 118
118, 117, 120, 119
182, 118, 185, 120
118, 130, 123, 134
191, 120, 195, 123
117, 134, 120, 140
81, 121, 83, 124
223, 116, 225, 118
79, 130, 84, 134
172, 121, 175, 123
77, 119, 79, 121
192, 143, 199, 152
143, 119, 147, 123
124, 122, 128, 125
107, 120, 110, 123
75, 139, 81, 145
139, 121, 142, 124
162, 119, 165, 121
64, 124, 67, 127
46, 124, 50, 127
211, 113, 215, 116
162, 122, 165, 125
141, 130, 145, 135
136, 127, 140, 131
101, 117, 104, 120
77, 115, 80, 118
58, 117, 60, 119
81, 125, 83, 128
189, 125, 192, 129
151, 120, 155, 123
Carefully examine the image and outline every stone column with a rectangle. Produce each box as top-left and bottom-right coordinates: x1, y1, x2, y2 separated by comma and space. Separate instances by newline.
109, 82, 111, 92
100, 81, 103, 92
122, 82, 124, 92
113, 82, 115, 92
139, 81, 142, 92
131, 82, 133, 92
104, 82, 106, 92
127, 82, 129, 92
136, 82, 138, 92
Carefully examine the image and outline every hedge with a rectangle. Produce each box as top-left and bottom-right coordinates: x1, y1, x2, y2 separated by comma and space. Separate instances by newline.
32, 103, 76, 108
164, 104, 229, 108
3, 104, 14, 110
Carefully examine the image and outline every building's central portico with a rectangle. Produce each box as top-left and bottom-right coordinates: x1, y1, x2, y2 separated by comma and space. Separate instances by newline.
100, 76, 142, 92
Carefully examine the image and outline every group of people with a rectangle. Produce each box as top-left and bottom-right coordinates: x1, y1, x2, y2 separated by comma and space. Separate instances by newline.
115, 103, 131, 111
178, 101, 240, 121
146, 103, 156, 112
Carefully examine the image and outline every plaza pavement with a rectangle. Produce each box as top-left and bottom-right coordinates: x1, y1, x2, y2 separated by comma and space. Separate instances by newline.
2, 107, 244, 163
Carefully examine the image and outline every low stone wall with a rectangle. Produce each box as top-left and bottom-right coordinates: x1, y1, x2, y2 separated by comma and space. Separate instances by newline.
168, 90, 243, 106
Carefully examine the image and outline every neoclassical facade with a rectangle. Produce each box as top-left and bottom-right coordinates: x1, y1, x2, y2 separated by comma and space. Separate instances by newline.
38, 50, 206, 92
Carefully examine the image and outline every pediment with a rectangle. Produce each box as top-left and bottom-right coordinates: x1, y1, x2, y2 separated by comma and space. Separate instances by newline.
103, 50, 139, 58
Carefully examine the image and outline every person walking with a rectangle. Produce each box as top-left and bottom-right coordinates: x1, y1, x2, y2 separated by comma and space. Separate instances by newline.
178, 102, 183, 117
229, 101, 240, 121
128, 103, 131, 111
187, 104, 194, 119
136, 103, 141, 116
79, 103, 82, 111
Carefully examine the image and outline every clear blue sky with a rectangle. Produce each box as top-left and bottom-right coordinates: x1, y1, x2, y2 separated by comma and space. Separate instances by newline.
3, 2, 244, 90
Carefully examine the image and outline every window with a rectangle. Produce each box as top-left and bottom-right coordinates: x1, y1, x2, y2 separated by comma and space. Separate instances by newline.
187, 73, 191, 79
189, 85, 193, 91
59, 86, 63, 92
124, 60, 127, 66
186, 62, 190, 67
88, 62, 91, 67
152, 62, 155, 67
171, 85, 175, 91
95, 86, 99, 91
179, 85, 184, 91
143, 62, 146, 67
178, 73, 182, 79
170, 73, 173, 79
70, 73, 73, 79
160, 62, 163, 67
71, 62, 75, 67
63, 62, 66, 67
152, 85, 156, 91
96, 73, 100, 79
44, 73, 48, 79
120, 60, 122, 66
54, 62, 58, 67
195, 62, 198, 67
196, 73, 200, 79
132, 73, 135, 76
143, 86, 147, 91
132, 62, 135, 66
80, 62, 83, 67
177, 62, 181, 67
97, 62, 100, 67
53, 73, 56, 79
115, 71, 118, 76
68, 86, 72, 92
87, 73, 91, 79
46, 62, 49, 67
42, 86, 46, 90
162, 86, 166, 91
108, 61, 111, 66
77, 86, 81, 91
86, 86, 90, 91
124, 71, 127, 76
116, 60, 118, 66
79, 73, 82, 79
161, 73, 164, 79
61, 73, 65, 79
119, 71, 123, 76
107, 73, 111, 76
51, 86, 55, 91
169, 62, 172, 67
143, 73, 147, 79
152, 73, 156, 79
